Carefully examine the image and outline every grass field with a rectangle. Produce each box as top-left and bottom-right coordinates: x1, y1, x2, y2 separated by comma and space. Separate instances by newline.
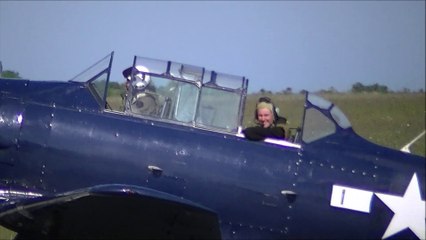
322, 92, 424, 156
0, 226, 16, 240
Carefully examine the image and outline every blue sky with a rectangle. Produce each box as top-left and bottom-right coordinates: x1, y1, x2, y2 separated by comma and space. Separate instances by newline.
0, 1, 424, 93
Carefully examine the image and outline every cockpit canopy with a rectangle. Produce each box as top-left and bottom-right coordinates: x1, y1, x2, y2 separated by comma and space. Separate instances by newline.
71, 52, 353, 145
123, 56, 248, 133
71, 52, 248, 134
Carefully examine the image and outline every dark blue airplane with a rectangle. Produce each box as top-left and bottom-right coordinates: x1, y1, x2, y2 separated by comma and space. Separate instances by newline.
0, 52, 424, 239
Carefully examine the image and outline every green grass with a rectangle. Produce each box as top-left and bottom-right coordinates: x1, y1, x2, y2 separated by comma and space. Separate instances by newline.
0, 226, 16, 240
328, 93, 425, 157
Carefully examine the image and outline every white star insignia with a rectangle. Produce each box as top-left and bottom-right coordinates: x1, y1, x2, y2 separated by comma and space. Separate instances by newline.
375, 173, 425, 239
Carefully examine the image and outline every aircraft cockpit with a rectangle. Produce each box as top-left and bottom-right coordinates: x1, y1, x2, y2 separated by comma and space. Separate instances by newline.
75, 52, 350, 147
122, 56, 248, 134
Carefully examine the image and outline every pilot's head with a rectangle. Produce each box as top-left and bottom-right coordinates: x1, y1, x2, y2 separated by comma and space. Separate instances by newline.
123, 65, 151, 91
256, 101, 275, 128
133, 65, 150, 90
255, 97, 287, 127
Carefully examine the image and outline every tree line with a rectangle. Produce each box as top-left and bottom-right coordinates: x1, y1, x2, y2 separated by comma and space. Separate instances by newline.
0, 70, 21, 79
259, 82, 424, 94
1, 69, 423, 94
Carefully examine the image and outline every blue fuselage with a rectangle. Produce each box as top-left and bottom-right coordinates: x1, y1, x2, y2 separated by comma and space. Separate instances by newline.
1, 79, 424, 239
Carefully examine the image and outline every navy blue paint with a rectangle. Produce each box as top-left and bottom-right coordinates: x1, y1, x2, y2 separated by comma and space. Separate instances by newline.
0, 57, 424, 239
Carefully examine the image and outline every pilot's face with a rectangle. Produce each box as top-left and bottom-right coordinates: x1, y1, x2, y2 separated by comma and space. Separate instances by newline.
257, 108, 274, 128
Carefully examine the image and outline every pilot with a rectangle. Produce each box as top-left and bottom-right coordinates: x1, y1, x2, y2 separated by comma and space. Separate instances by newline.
122, 66, 159, 116
243, 97, 286, 141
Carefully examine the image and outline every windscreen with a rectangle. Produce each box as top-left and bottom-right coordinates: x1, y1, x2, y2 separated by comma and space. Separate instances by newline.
70, 52, 114, 108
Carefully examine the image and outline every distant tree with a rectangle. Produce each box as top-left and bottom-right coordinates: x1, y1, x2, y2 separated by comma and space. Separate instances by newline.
1, 70, 21, 79
260, 88, 266, 94
107, 81, 126, 96
351, 82, 388, 93
299, 89, 308, 95
319, 87, 338, 94
109, 81, 122, 89
279, 87, 293, 95
328, 87, 338, 93
402, 88, 411, 93
377, 85, 388, 93
351, 82, 365, 93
